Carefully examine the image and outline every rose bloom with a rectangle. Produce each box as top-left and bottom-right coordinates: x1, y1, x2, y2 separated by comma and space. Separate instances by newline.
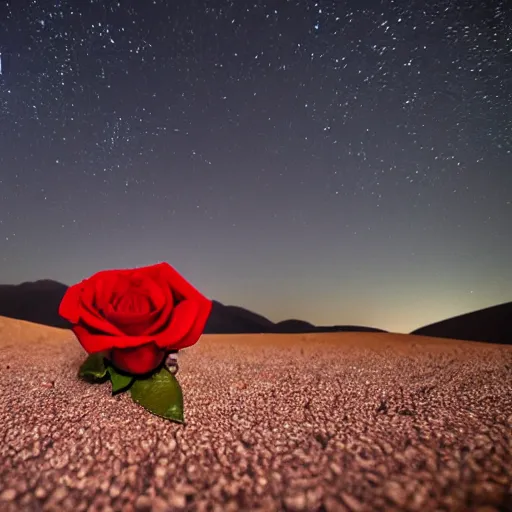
59, 262, 212, 375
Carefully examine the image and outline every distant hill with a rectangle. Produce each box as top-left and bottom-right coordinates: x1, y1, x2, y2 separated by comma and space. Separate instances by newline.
1, 280, 510, 343
0, 279, 387, 335
274, 319, 317, 333
273, 319, 387, 334
410, 301, 511, 345
203, 301, 276, 334
0, 280, 71, 329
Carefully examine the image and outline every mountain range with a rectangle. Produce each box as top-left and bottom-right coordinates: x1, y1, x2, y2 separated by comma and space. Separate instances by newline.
0, 279, 510, 344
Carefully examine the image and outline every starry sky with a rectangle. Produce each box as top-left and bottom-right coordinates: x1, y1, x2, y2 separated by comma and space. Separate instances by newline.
0, 0, 510, 334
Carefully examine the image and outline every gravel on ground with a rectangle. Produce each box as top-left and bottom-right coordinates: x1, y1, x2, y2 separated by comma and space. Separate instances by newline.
1, 316, 511, 512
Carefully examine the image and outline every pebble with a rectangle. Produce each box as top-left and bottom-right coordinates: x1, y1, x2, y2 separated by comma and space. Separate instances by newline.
0, 489, 16, 501
168, 492, 187, 509
134, 495, 152, 511
340, 492, 365, 512
34, 487, 47, 499
283, 491, 307, 511
383, 481, 407, 507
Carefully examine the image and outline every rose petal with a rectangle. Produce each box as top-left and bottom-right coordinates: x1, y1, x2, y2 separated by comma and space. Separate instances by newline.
104, 303, 161, 336
76, 281, 125, 336
104, 278, 174, 336
115, 292, 148, 313
141, 262, 207, 302
58, 283, 84, 324
153, 298, 212, 350
144, 281, 167, 311
89, 272, 125, 311
72, 325, 156, 353
110, 277, 136, 310
59, 279, 123, 336
110, 342, 166, 375
78, 300, 124, 336
171, 297, 213, 350
126, 272, 167, 311
140, 282, 175, 336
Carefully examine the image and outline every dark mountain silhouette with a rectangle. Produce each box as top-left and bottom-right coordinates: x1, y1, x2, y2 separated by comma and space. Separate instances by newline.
0, 279, 387, 335
272, 319, 387, 334
0, 280, 71, 329
203, 301, 276, 334
310, 325, 388, 334
411, 301, 511, 345
274, 319, 317, 333
2, 280, 509, 343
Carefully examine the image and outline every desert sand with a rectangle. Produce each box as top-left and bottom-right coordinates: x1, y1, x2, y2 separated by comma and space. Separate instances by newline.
0, 315, 511, 512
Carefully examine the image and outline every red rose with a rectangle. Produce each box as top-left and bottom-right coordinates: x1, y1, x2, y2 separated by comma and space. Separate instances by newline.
59, 262, 212, 375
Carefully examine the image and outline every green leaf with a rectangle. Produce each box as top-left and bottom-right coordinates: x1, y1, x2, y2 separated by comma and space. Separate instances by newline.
78, 352, 108, 381
106, 366, 135, 394
129, 366, 184, 423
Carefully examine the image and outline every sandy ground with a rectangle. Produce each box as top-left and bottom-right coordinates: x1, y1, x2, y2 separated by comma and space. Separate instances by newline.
0, 315, 511, 512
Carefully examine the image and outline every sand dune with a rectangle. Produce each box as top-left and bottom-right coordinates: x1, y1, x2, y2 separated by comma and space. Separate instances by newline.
1, 316, 511, 511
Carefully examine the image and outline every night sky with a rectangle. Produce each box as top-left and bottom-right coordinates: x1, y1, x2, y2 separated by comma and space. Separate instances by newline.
0, 0, 510, 333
